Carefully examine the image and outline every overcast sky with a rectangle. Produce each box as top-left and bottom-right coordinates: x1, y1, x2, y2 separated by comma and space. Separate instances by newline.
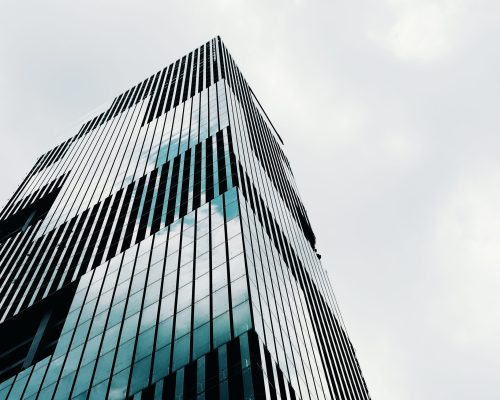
1, 1, 499, 399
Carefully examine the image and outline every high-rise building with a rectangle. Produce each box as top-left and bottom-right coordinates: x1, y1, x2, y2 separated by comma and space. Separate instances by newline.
0, 37, 370, 400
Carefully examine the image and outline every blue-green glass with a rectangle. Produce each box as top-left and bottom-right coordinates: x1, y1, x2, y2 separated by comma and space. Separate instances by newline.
193, 323, 210, 360
193, 297, 210, 328
140, 302, 158, 332
172, 334, 190, 371
152, 345, 171, 382
53, 370, 75, 399
231, 274, 249, 306
120, 313, 140, 344
22, 360, 49, 398
88, 378, 108, 400
113, 339, 134, 374
174, 307, 192, 338
93, 350, 114, 386
6, 368, 31, 400
197, 356, 205, 394
155, 317, 173, 350
135, 327, 155, 361
213, 286, 229, 317
213, 312, 231, 348
71, 361, 95, 398
108, 367, 129, 400
233, 301, 252, 337
129, 355, 152, 395
80, 333, 102, 367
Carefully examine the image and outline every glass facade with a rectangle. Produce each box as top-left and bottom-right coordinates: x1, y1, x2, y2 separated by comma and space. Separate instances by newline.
0, 37, 370, 399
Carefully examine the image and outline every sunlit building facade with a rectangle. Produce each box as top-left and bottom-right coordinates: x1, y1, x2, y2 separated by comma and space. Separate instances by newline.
0, 37, 370, 399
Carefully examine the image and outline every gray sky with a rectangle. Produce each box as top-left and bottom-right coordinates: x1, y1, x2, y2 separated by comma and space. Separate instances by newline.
1, 1, 499, 398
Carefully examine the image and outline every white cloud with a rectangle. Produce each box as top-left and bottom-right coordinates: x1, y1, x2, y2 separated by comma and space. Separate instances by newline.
434, 166, 500, 345
382, 131, 422, 164
370, 0, 466, 62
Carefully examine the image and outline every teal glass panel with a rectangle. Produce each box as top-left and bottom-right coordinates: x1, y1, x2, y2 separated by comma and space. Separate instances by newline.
135, 327, 155, 361
231, 274, 249, 307
129, 355, 152, 395
71, 361, 95, 398
193, 323, 210, 359
172, 334, 190, 371
233, 301, 252, 337
88, 379, 108, 400
108, 367, 129, 400
213, 311, 231, 348
93, 350, 114, 385
152, 345, 171, 382
155, 317, 173, 350
114, 339, 135, 374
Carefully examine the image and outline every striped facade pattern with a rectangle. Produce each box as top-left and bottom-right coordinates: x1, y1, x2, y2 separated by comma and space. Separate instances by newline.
0, 37, 370, 399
